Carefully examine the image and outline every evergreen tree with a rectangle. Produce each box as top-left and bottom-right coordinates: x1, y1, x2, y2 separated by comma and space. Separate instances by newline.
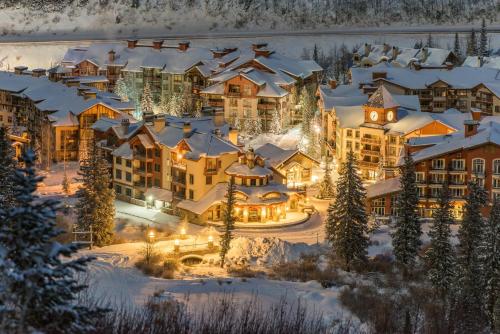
269, 109, 282, 135
426, 183, 455, 297
426, 33, 434, 48
113, 77, 129, 102
482, 197, 500, 329
466, 28, 478, 56
62, 171, 70, 195
140, 82, 154, 118
453, 32, 462, 61
220, 177, 236, 268
0, 150, 101, 333
393, 155, 421, 268
455, 181, 488, 332
325, 151, 368, 271
0, 127, 16, 209
312, 44, 319, 63
318, 161, 335, 199
479, 18, 489, 57
75, 141, 115, 247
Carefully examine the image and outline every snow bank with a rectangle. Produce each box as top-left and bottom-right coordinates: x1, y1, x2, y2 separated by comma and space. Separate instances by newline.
204, 236, 322, 267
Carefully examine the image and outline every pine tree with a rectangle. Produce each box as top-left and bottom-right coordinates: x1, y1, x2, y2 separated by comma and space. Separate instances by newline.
455, 181, 488, 332
393, 155, 421, 268
75, 141, 115, 247
479, 18, 489, 57
220, 177, 236, 268
453, 32, 462, 61
466, 29, 478, 56
318, 161, 335, 199
325, 151, 368, 271
62, 171, 70, 195
312, 44, 319, 63
426, 183, 455, 297
269, 109, 282, 134
426, 33, 434, 48
0, 150, 101, 333
113, 77, 129, 102
141, 82, 154, 119
482, 197, 500, 330
0, 127, 16, 210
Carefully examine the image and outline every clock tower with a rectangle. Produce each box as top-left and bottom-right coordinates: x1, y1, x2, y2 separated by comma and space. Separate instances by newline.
363, 85, 399, 125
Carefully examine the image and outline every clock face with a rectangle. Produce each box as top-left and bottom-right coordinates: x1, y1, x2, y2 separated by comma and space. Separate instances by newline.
386, 111, 394, 121
369, 111, 378, 121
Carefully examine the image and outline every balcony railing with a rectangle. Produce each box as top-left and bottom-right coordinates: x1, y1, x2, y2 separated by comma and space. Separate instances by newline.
208, 99, 224, 107
359, 160, 379, 169
172, 176, 186, 185
360, 137, 381, 145
227, 91, 241, 97
361, 149, 380, 156
257, 102, 276, 110
172, 161, 187, 170
205, 167, 218, 175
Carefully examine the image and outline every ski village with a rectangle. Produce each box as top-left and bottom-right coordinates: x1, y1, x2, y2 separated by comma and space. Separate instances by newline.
0, 1, 500, 333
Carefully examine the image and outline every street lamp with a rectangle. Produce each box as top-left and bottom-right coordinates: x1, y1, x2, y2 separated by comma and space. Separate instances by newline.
208, 235, 214, 249
180, 227, 187, 239
147, 229, 155, 242
174, 239, 180, 252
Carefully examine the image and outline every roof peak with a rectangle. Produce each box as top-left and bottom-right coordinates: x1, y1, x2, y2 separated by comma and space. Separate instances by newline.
365, 85, 400, 109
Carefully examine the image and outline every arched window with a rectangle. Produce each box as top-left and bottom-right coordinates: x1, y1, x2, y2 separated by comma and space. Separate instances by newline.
472, 158, 485, 175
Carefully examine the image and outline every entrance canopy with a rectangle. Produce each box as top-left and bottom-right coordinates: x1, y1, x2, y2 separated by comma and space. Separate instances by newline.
144, 187, 172, 202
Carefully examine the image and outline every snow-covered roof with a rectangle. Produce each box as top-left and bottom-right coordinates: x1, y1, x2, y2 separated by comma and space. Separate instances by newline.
410, 119, 500, 163
225, 162, 274, 177
254, 143, 319, 170
176, 182, 227, 215
417, 48, 453, 67
0, 71, 133, 127
112, 142, 133, 159
365, 86, 400, 109
463, 56, 500, 70
366, 176, 401, 199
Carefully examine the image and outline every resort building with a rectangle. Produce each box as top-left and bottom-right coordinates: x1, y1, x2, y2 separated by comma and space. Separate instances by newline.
366, 116, 500, 219
349, 64, 500, 114
0, 70, 134, 165
463, 55, 500, 70
353, 43, 459, 69
318, 84, 471, 181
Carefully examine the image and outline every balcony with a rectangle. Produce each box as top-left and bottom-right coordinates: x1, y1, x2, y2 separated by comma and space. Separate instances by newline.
172, 175, 186, 185
471, 170, 486, 177
359, 160, 379, 169
133, 167, 153, 176
361, 149, 380, 156
134, 180, 146, 188
205, 167, 218, 175
172, 160, 187, 170
208, 99, 224, 107
227, 91, 241, 97
361, 137, 381, 145
134, 153, 153, 161
257, 102, 276, 110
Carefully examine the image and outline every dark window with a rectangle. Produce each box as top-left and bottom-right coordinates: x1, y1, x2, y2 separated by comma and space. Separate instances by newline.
154, 178, 160, 187
155, 164, 161, 172
116, 157, 122, 165
126, 172, 132, 182
125, 188, 132, 197
115, 169, 122, 179
189, 174, 194, 184
189, 190, 194, 199
126, 159, 132, 168
115, 184, 122, 194
250, 179, 256, 186
206, 176, 212, 185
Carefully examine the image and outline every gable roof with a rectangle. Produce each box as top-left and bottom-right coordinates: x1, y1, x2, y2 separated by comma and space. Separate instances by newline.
365, 85, 400, 109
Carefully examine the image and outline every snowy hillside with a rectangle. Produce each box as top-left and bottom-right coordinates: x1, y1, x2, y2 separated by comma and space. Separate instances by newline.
0, 0, 497, 38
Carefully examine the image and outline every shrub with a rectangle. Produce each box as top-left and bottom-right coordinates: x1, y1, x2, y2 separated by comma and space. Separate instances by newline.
227, 265, 264, 278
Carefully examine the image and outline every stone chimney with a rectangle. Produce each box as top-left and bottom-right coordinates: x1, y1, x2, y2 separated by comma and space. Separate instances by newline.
464, 120, 479, 138
255, 49, 272, 58
228, 127, 238, 146
31, 68, 46, 77
108, 50, 116, 63
246, 148, 255, 169
183, 122, 192, 137
178, 41, 190, 51
14, 66, 28, 75
391, 46, 399, 60
153, 117, 165, 132
152, 40, 164, 50
329, 79, 337, 89
83, 91, 97, 100
213, 110, 225, 127
252, 43, 268, 51
77, 87, 89, 96
213, 128, 222, 137
121, 118, 130, 133
471, 108, 482, 121
127, 39, 138, 49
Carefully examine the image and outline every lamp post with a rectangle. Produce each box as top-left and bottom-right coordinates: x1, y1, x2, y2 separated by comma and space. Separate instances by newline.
174, 239, 180, 252
180, 227, 187, 240
208, 235, 214, 249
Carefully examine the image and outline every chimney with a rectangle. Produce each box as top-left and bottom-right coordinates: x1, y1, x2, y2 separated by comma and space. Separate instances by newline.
153, 117, 165, 132
213, 109, 225, 127
152, 40, 164, 50
121, 118, 130, 133
471, 108, 482, 121
464, 120, 479, 138
364, 43, 371, 57
445, 62, 453, 70
14, 66, 28, 75
77, 87, 89, 96
421, 47, 429, 61
66, 79, 80, 88
127, 39, 138, 49
31, 68, 46, 77
228, 127, 238, 146
329, 79, 337, 89
372, 71, 387, 80
254, 49, 272, 58
391, 46, 399, 60
383, 43, 390, 53
213, 128, 222, 137
178, 41, 190, 51
183, 122, 192, 137
108, 50, 116, 63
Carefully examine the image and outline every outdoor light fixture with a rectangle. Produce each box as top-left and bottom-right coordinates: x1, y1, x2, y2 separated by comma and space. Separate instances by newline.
174, 239, 180, 252
148, 230, 155, 240
147, 195, 153, 202
180, 227, 186, 239
208, 235, 214, 249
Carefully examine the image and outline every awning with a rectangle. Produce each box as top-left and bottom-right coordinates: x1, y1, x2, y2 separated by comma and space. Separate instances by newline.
144, 187, 172, 202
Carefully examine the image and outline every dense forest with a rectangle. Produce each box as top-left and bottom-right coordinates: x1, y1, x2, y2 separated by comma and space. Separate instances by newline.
0, 0, 497, 33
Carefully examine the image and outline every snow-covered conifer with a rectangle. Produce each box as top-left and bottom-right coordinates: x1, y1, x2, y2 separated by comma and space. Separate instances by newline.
0, 127, 16, 209
219, 177, 236, 268
325, 151, 368, 271
466, 29, 478, 56
393, 154, 421, 268
479, 18, 489, 57
62, 171, 70, 195
270, 109, 282, 135
455, 180, 488, 332
482, 197, 500, 329
0, 150, 100, 333
453, 32, 462, 61
113, 77, 129, 102
141, 82, 154, 118
426, 183, 455, 297
318, 161, 335, 199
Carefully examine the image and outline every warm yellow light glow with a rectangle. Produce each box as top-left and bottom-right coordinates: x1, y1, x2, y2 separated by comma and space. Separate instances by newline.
277, 207, 282, 215
243, 209, 248, 216
148, 230, 155, 239
208, 235, 213, 242
261, 207, 266, 215
174, 239, 180, 246
180, 228, 186, 236
312, 175, 318, 183
178, 153, 184, 160
147, 195, 153, 202
235, 207, 240, 213
285, 206, 289, 211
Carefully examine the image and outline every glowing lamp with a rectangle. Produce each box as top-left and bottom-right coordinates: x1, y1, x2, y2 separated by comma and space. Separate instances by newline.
180, 228, 186, 236
174, 239, 180, 252
208, 235, 213, 243
148, 230, 155, 240
243, 209, 248, 216
277, 207, 282, 215
312, 175, 318, 183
